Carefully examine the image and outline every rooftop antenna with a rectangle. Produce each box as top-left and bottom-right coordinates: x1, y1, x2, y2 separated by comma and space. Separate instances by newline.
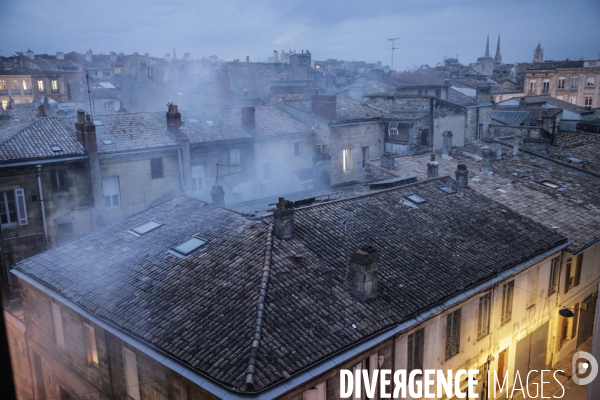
85, 69, 94, 120
388, 37, 401, 71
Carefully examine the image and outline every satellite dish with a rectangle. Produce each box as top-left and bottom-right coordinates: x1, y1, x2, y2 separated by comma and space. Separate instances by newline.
113, 100, 121, 112
383, 66, 391, 74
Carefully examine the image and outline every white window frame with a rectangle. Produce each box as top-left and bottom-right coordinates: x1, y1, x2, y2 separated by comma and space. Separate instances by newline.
586, 77, 595, 88
51, 80, 58, 91
37, 80, 44, 92
1, 189, 27, 226
191, 165, 205, 192
557, 77, 565, 90
571, 77, 578, 90
51, 302, 65, 348
102, 176, 121, 209
343, 149, 353, 172
122, 347, 141, 400
84, 323, 99, 365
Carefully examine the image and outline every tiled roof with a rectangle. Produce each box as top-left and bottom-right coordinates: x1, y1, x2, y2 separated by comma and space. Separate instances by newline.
3, 103, 60, 123
451, 78, 495, 89
385, 73, 447, 87
369, 142, 600, 253
447, 88, 475, 106
0, 117, 85, 162
16, 179, 566, 393
0, 55, 81, 74
491, 109, 535, 126
526, 60, 586, 71
518, 96, 592, 115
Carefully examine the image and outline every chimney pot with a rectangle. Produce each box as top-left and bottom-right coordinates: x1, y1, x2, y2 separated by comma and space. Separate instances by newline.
455, 164, 469, 187
513, 139, 520, 157
350, 245, 379, 302
427, 153, 439, 178
166, 103, 183, 136
273, 197, 294, 240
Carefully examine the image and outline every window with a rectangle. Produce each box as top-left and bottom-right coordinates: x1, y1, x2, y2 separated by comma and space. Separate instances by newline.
586, 77, 595, 88
549, 256, 560, 295
501, 280, 514, 325
229, 148, 240, 165
435, 89, 441, 98
103, 101, 113, 110
172, 237, 206, 257
51, 170, 68, 192
404, 193, 426, 204
529, 81, 536, 93
11, 80, 19, 91
294, 141, 303, 157
37, 80, 45, 92
362, 146, 369, 168
565, 254, 583, 292
263, 163, 272, 180
571, 77, 578, 90
102, 177, 120, 208
1, 100, 7, 110
122, 348, 140, 400
585, 96, 593, 107
343, 149, 352, 171
0, 189, 27, 226
0, 80, 5, 91
150, 158, 164, 179
542, 81, 550, 93
51, 80, 58, 92
84, 323, 98, 365
478, 293, 491, 339
22, 80, 29, 91
445, 309, 461, 360
10, 336, 28, 377
51, 302, 65, 348
303, 382, 326, 400
131, 220, 162, 235
148, 67, 154, 78
191, 165, 205, 192
557, 78, 565, 90
407, 328, 424, 373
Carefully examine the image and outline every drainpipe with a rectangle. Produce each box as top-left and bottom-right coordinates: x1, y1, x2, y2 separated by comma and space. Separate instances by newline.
36, 165, 48, 248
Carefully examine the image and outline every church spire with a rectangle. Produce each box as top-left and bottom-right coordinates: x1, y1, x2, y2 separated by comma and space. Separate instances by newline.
485, 34, 490, 58
494, 34, 502, 64
173, 47, 177, 60
533, 40, 543, 63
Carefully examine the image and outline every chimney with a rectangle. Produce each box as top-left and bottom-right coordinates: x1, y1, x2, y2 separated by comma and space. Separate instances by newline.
37, 104, 46, 118
82, 114, 97, 152
513, 139, 520, 157
166, 103, 182, 136
75, 109, 86, 145
85, 50, 93, 62
110, 52, 117, 62
165, 53, 172, 63
216, 70, 231, 100
493, 144, 502, 160
27, 50, 34, 60
381, 153, 395, 170
311, 95, 336, 120
56, 52, 64, 60
442, 131, 453, 160
481, 146, 493, 175
427, 153, 438, 178
273, 197, 294, 240
350, 246, 379, 302
246, 55, 249, 63
455, 164, 469, 187
211, 184, 225, 206
273, 50, 279, 61
241, 107, 256, 131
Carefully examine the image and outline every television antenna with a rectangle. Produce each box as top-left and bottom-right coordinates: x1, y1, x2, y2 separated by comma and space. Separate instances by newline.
388, 37, 401, 71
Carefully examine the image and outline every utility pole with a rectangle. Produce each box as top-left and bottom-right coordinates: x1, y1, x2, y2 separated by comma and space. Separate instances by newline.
388, 37, 401, 71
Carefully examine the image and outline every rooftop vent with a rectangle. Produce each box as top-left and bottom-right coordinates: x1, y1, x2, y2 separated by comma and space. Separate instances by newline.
131, 220, 163, 236
171, 237, 207, 257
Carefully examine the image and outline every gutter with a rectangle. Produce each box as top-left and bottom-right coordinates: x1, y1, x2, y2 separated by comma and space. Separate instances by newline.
36, 165, 48, 248
0, 155, 87, 168
11, 241, 568, 399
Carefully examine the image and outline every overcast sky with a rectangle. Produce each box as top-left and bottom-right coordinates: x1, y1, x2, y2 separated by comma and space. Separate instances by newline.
1, 0, 599, 71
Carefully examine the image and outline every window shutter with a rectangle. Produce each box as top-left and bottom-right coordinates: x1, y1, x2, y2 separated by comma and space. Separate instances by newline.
415, 329, 424, 370
445, 314, 452, 360
565, 259, 572, 293
453, 310, 461, 356
574, 254, 583, 286
14, 188, 28, 225
407, 333, 414, 371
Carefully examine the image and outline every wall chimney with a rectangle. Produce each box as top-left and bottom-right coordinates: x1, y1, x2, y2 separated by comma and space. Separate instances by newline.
381, 153, 395, 170
455, 164, 469, 187
211, 184, 225, 206
56, 52, 64, 60
481, 146, 493, 175
427, 153, 438, 178
77, 113, 103, 215
27, 50, 34, 60
442, 131, 453, 160
166, 103, 182, 136
311, 95, 336, 120
273, 197, 294, 240
241, 107, 256, 131
492, 143, 502, 160
350, 246, 379, 302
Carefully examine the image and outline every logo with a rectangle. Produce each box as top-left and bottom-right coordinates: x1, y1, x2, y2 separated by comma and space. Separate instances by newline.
572, 351, 598, 385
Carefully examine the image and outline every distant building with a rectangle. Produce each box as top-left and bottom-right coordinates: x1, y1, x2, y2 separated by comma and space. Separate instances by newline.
533, 40, 544, 63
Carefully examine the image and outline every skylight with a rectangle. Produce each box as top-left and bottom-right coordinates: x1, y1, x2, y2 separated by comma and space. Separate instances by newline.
94, 120, 103, 126
403, 193, 426, 204
540, 180, 561, 189
50, 146, 62, 152
101, 139, 114, 145
187, 118, 199, 123
172, 237, 206, 256
131, 220, 163, 235
437, 186, 456, 194
566, 157, 582, 163
205, 120, 214, 127
510, 171, 527, 178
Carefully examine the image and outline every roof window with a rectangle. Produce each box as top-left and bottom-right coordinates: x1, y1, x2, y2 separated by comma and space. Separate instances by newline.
205, 120, 214, 127
510, 171, 527, 178
171, 237, 207, 257
50, 146, 62, 152
539, 180, 562, 189
131, 220, 163, 235
403, 193, 426, 204
566, 156, 582, 163
437, 186, 456, 194
101, 139, 114, 145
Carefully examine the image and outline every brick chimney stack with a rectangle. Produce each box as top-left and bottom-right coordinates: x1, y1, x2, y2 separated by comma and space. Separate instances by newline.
427, 153, 438, 178
211, 183, 225, 206
75, 112, 102, 215
241, 107, 256, 131
442, 131, 453, 160
273, 197, 294, 240
166, 103, 192, 193
455, 164, 469, 187
350, 246, 379, 302
166, 103, 182, 137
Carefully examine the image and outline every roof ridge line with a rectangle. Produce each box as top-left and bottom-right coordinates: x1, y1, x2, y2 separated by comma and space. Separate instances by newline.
244, 224, 274, 390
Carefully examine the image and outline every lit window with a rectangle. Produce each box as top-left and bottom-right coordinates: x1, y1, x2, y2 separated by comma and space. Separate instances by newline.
122, 348, 140, 400
150, 158, 163, 179
11, 80, 19, 91
0, 80, 5, 91
102, 176, 120, 208
586, 77, 595, 88
37, 80, 45, 92
172, 237, 207, 257
131, 220, 163, 235
51, 80, 58, 92
191, 165, 205, 192
22, 80, 29, 91
501, 280, 514, 325
1, 100, 7, 110
83, 323, 98, 365
51, 302, 65, 348
342, 149, 352, 171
